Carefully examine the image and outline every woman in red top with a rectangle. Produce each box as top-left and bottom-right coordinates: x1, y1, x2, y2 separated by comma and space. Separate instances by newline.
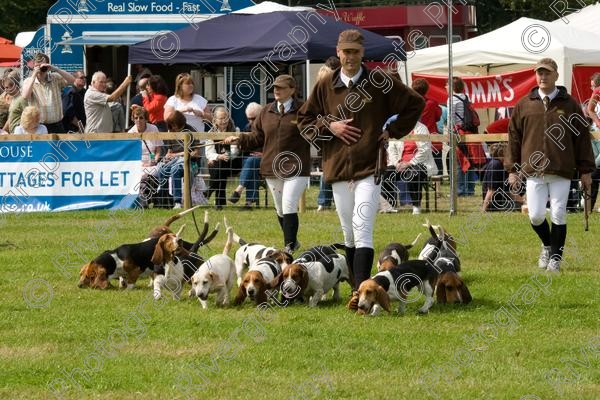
142, 75, 168, 131
586, 73, 600, 129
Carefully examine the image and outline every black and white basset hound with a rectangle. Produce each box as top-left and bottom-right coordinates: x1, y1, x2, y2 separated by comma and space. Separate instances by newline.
377, 234, 422, 271
273, 246, 350, 307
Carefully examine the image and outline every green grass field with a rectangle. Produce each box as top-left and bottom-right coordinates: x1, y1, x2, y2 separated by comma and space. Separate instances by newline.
1, 201, 598, 400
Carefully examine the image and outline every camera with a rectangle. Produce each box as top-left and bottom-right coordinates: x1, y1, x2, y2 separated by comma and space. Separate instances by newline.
40, 66, 49, 72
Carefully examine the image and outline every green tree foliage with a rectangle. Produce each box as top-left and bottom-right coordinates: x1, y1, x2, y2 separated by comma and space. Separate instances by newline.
0, 0, 55, 41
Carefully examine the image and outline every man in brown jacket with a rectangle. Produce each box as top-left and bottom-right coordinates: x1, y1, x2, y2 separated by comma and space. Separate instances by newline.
506, 57, 594, 272
297, 29, 424, 292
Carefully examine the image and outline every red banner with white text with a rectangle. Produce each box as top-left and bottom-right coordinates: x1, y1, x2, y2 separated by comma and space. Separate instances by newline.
412, 68, 538, 108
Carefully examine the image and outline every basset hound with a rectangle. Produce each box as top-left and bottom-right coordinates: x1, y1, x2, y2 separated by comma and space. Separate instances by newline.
377, 234, 422, 272
234, 250, 291, 306
152, 224, 219, 301
231, 230, 292, 287
353, 260, 439, 316
188, 227, 236, 309
148, 208, 219, 254
78, 232, 179, 290
436, 271, 472, 304
418, 220, 460, 272
273, 248, 350, 307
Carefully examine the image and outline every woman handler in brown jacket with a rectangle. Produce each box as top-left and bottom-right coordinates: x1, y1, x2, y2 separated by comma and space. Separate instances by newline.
224, 75, 310, 253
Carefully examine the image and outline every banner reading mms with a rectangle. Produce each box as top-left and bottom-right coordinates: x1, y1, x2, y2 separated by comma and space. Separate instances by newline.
412, 68, 538, 109
0, 140, 142, 212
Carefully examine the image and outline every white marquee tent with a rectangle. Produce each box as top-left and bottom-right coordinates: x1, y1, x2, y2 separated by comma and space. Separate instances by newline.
551, 2, 600, 33
404, 16, 600, 91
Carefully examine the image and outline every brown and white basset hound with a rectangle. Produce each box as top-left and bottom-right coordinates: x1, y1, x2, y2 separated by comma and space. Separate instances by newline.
234, 250, 292, 306
231, 231, 281, 287
435, 271, 472, 304
148, 208, 219, 254
78, 231, 180, 290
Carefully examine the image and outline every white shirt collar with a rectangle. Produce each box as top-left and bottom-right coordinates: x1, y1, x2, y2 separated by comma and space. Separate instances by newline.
538, 87, 559, 101
277, 98, 293, 113
340, 67, 363, 88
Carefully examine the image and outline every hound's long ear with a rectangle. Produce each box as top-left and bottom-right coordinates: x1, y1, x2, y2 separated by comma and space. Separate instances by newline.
299, 268, 309, 292
271, 272, 284, 289
436, 277, 447, 304
234, 283, 247, 306
458, 279, 472, 304
94, 268, 109, 290
151, 238, 165, 265
376, 286, 391, 312
209, 271, 224, 290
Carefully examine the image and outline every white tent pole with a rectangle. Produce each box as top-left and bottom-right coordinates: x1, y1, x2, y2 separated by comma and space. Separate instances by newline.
447, 0, 457, 216
125, 63, 131, 129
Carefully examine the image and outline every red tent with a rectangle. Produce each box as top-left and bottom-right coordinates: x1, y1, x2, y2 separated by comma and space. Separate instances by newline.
0, 37, 21, 64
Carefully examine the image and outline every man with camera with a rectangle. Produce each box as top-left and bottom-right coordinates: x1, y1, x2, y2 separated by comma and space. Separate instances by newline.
22, 53, 76, 133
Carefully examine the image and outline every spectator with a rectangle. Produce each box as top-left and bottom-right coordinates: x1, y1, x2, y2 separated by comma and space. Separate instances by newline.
133, 64, 152, 84
0, 102, 8, 134
484, 117, 510, 135
1, 71, 27, 133
141, 75, 168, 131
21, 52, 76, 133
153, 111, 197, 209
164, 72, 210, 133
14, 106, 48, 134
447, 77, 478, 196
481, 143, 523, 212
206, 106, 241, 210
591, 137, 600, 212
62, 70, 87, 132
129, 107, 163, 208
128, 106, 162, 167
388, 120, 438, 215
84, 72, 131, 133
586, 72, 600, 129
131, 76, 150, 108
105, 79, 126, 132
229, 102, 263, 209
412, 78, 443, 172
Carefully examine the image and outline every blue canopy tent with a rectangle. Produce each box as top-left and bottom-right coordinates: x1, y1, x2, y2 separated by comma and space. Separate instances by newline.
127, 10, 404, 124
128, 11, 404, 64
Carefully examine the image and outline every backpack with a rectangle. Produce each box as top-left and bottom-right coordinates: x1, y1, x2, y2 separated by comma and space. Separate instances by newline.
453, 94, 480, 133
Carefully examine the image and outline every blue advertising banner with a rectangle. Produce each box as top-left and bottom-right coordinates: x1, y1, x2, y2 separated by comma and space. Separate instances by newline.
0, 140, 142, 212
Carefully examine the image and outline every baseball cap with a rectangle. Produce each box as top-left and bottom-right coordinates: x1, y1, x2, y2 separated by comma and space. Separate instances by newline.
534, 58, 558, 72
337, 29, 364, 50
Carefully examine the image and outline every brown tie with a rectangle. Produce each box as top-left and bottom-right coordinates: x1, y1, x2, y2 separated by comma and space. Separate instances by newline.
279, 104, 285, 115
348, 80, 354, 89
543, 96, 550, 110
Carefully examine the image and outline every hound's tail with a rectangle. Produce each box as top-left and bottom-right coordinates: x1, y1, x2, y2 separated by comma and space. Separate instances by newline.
223, 226, 234, 256
163, 205, 201, 227
404, 233, 422, 250
223, 216, 247, 246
